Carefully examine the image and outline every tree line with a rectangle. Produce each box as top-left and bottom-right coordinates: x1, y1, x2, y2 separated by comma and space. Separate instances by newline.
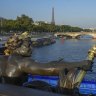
0, 14, 92, 34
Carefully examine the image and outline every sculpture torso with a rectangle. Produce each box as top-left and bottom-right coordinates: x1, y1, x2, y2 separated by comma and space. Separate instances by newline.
0, 53, 92, 77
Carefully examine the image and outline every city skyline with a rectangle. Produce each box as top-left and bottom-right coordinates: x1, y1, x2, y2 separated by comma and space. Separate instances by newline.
0, 0, 96, 28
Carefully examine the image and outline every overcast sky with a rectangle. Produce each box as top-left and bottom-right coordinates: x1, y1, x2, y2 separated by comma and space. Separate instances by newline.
0, 0, 96, 28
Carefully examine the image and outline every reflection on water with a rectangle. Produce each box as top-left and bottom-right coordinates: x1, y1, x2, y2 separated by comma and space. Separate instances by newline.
32, 39, 96, 80
79, 35, 93, 40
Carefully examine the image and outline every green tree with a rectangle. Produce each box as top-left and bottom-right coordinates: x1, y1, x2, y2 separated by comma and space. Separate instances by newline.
16, 14, 34, 31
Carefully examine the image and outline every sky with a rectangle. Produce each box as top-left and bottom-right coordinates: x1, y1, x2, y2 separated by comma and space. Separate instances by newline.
0, 0, 96, 28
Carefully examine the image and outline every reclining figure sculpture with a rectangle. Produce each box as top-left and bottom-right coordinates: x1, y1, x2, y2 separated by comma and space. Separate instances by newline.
0, 32, 96, 90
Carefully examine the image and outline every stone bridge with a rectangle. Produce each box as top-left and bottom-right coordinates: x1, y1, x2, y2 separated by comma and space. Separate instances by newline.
54, 32, 96, 39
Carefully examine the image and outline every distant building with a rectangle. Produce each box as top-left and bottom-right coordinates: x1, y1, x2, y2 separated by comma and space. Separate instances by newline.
33, 22, 39, 25
33, 21, 50, 25
89, 28, 96, 32
51, 7, 55, 25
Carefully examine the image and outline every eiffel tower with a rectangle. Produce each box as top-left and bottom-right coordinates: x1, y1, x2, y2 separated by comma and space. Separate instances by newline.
51, 7, 55, 25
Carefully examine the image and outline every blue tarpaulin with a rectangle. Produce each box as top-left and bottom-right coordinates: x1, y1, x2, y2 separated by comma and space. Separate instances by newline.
28, 74, 96, 95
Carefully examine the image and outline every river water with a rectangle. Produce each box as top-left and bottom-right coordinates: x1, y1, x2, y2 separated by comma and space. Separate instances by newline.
32, 39, 96, 80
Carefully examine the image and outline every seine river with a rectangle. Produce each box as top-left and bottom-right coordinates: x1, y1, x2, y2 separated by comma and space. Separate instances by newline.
32, 39, 96, 80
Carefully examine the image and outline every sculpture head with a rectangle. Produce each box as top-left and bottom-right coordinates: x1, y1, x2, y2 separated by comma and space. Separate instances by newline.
4, 32, 32, 57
